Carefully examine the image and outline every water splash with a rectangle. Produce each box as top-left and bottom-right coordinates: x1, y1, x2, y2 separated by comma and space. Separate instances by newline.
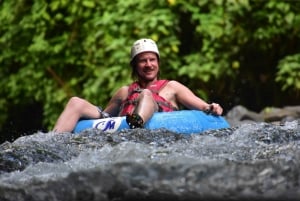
0, 121, 300, 200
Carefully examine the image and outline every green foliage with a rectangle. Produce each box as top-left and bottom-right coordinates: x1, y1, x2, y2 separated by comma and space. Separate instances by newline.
276, 54, 300, 91
0, 0, 300, 133
0, 0, 181, 130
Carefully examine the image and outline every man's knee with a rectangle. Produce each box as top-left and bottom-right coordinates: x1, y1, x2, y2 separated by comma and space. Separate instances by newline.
138, 89, 158, 111
140, 89, 153, 98
67, 96, 86, 110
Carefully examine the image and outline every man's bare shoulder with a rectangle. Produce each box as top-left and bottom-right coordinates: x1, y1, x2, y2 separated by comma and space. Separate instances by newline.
166, 80, 185, 88
112, 85, 129, 99
166, 80, 177, 85
165, 80, 193, 96
160, 80, 184, 96
118, 85, 129, 91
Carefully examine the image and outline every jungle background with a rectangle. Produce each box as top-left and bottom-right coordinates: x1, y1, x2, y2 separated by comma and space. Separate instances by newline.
0, 0, 299, 143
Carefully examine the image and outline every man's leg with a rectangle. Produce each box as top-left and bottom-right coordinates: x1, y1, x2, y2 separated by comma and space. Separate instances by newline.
126, 89, 158, 128
53, 97, 100, 133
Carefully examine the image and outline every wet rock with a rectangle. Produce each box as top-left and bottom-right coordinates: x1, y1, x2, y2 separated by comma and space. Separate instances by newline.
1, 160, 299, 201
261, 106, 299, 122
226, 105, 300, 127
225, 105, 264, 126
1, 106, 300, 201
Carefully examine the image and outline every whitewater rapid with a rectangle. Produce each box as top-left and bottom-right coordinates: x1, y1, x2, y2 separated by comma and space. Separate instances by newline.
0, 121, 299, 201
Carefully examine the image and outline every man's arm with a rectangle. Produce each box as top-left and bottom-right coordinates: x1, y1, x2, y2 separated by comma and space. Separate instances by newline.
168, 81, 223, 115
103, 86, 128, 117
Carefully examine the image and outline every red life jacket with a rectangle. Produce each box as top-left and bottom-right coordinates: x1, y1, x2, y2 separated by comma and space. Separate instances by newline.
119, 80, 177, 116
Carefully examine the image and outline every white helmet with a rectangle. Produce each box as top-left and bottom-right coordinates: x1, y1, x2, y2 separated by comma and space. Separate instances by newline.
130, 38, 160, 62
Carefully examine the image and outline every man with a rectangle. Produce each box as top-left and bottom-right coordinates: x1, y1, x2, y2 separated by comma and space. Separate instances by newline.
53, 38, 223, 132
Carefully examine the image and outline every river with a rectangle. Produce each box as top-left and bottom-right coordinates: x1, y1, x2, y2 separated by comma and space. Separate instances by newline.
0, 120, 299, 201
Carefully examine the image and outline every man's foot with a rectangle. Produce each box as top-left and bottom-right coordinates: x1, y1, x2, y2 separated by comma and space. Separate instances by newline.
126, 113, 144, 129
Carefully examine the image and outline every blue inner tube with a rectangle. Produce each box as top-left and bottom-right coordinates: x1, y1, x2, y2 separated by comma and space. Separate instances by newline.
73, 110, 230, 134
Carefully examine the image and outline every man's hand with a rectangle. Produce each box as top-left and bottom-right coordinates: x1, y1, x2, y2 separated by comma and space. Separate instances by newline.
205, 103, 223, 115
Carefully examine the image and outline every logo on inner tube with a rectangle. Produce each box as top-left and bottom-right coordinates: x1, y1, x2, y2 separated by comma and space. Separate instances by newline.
93, 118, 122, 132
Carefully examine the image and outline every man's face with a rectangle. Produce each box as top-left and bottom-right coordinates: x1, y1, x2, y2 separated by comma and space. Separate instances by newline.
135, 52, 159, 82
